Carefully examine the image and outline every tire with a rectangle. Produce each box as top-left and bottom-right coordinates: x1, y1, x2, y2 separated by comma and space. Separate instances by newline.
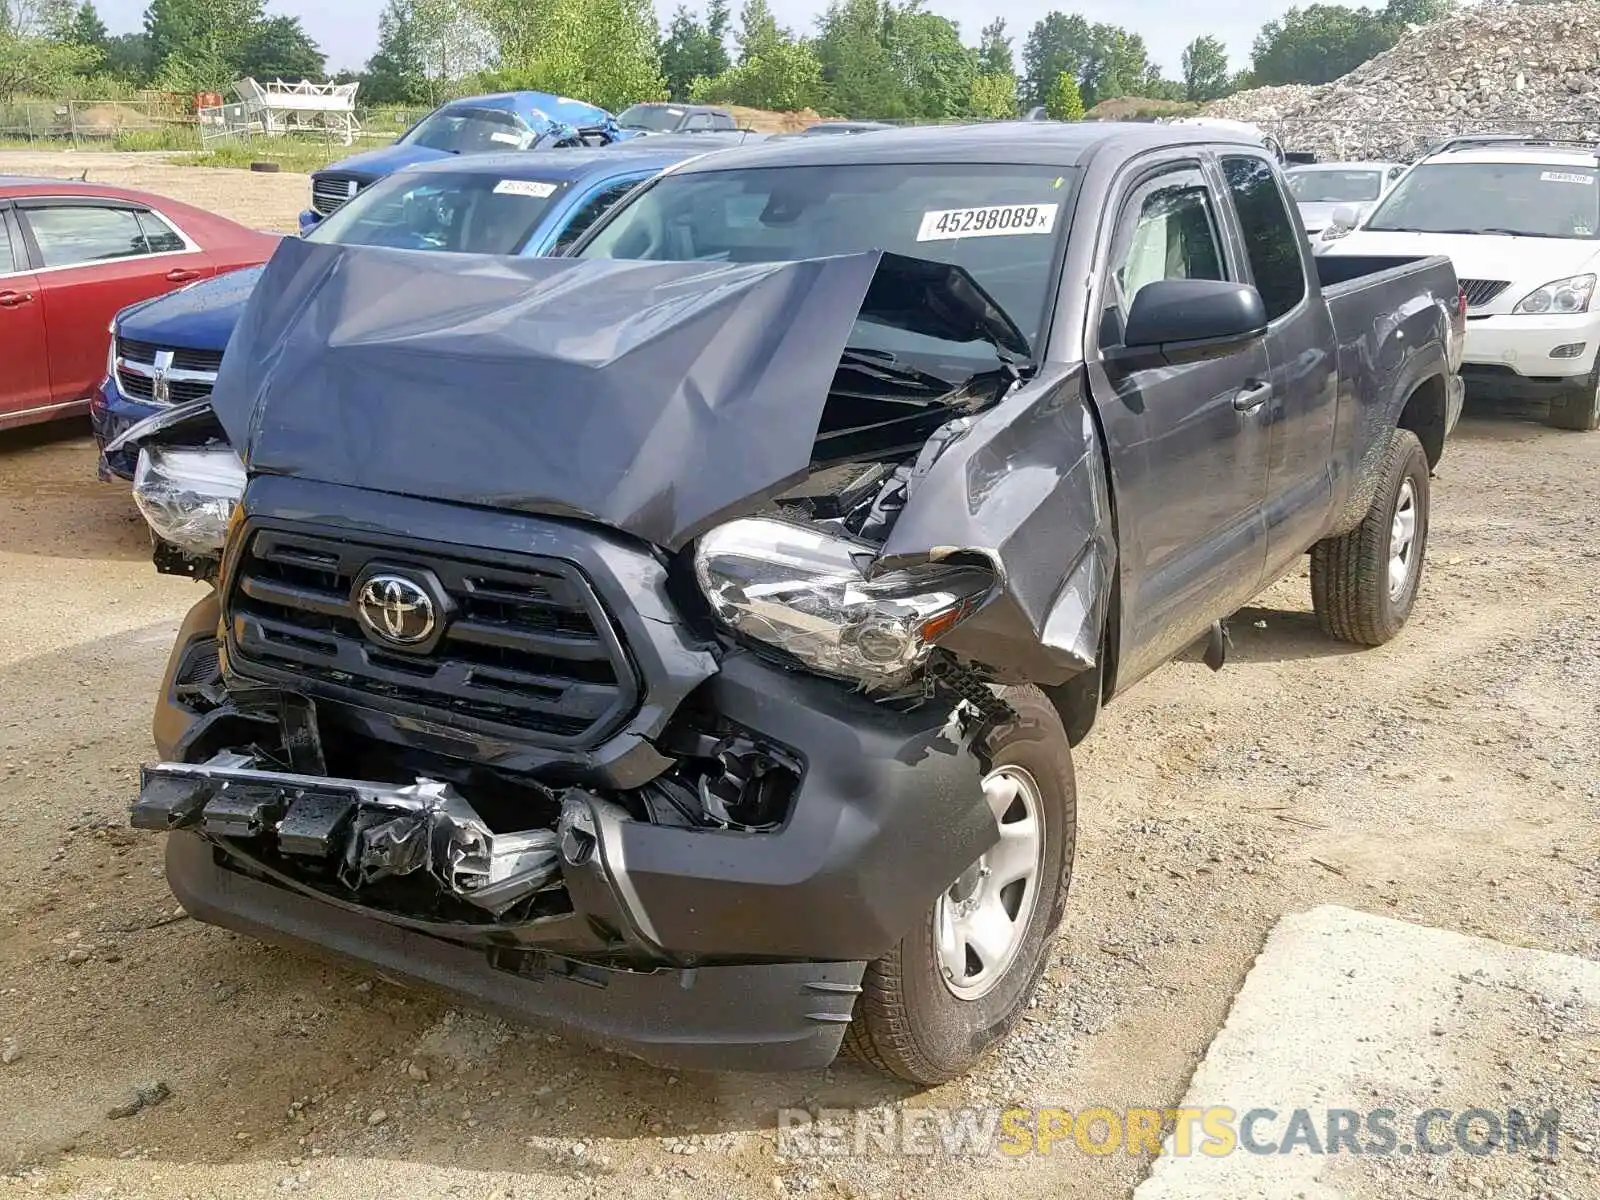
1310, 427, 1430, 646
843, 686, 1077, 1085
1545, 374, 1600, 431
249, 161, 281, 173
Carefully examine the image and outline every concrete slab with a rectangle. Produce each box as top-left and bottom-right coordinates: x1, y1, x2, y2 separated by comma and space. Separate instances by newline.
1134, 905, 1600, 1200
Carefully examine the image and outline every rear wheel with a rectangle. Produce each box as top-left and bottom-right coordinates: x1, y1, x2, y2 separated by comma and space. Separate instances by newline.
844, 687, 1077, 1085
1310, 427, 1430, 646
1545, 372, 1600, 431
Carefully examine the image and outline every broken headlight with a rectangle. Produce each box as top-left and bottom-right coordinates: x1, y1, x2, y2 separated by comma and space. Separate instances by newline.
694, 517, 993, 686
132, 445, 246, 556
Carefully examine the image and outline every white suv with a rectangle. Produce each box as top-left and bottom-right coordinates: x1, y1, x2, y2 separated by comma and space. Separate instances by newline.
1319, 136, 1600, 430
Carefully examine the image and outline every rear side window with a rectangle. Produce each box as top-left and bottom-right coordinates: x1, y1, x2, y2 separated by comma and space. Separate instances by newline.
713, 112, 736, 131
25, 205, 149, 268
137, 211, 186, 254
0, 216, 15, 274
1222, 155, 1307, 320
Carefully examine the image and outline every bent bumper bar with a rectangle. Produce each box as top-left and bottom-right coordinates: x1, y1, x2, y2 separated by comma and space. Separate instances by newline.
164, 831, 863, 1071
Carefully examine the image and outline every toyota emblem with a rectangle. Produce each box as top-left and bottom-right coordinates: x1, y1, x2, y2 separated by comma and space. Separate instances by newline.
355, 574, 437, 647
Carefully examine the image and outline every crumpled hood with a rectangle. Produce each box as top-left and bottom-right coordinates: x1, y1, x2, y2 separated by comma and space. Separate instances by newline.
118, 265, 265, 350
318, 143, 451, 181
212, 239, 1025, 550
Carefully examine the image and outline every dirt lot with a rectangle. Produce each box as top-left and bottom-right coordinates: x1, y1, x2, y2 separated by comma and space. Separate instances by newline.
0, 153, 1596, 1200
2, 408, 1596, 1199
0, 150, 309, 232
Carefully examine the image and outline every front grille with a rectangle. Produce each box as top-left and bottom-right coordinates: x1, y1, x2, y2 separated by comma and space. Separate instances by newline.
1460, 279, 1512, 308
115, 337, 221, 406
311, 173, 363, 217
226, 528, 639, 746
117, 338, 223, 373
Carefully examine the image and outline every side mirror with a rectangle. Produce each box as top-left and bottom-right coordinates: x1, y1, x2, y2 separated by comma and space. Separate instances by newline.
1110, 279, 1268, 369
1330, 203, 1363, 231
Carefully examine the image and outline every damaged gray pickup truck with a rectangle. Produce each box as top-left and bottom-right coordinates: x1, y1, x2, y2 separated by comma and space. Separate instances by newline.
124, 123, 1465, 1084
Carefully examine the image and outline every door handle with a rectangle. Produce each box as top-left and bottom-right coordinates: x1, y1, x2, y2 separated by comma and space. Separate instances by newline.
165, 268, 202, 282
0, 290, 33, 308
1233, 380, 1272, 412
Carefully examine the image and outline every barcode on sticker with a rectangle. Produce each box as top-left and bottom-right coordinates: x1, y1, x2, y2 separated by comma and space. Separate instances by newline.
917, 204, 1060, 241
494, 179, 558, 198
1541, 171, 1595, 185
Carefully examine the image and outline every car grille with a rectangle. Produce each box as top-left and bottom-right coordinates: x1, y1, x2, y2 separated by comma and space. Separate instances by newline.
226, 527, 640, 746
1460, 279, 1512, 308
115, 337, 222, 407
311, 173, 364, 217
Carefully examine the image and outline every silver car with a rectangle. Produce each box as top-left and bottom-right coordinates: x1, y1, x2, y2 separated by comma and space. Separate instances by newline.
1286, 161, 1408, 237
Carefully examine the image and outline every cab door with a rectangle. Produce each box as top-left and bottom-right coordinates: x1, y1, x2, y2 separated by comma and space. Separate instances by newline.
1083, 159, 1274, 689
0, 205, 52, 425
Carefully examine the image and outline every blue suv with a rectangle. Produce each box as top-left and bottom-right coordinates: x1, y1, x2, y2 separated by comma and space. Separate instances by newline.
94, 143, 715, 479
298, 92, 638, 236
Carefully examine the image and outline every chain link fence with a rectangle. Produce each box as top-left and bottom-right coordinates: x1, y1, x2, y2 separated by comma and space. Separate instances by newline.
0, 97, 431, 150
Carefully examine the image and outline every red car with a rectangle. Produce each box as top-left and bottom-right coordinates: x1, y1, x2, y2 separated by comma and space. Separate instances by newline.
0, 177, 277, 431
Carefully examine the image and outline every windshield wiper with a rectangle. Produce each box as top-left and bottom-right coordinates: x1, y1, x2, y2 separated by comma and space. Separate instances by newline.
835, 347, 956, 396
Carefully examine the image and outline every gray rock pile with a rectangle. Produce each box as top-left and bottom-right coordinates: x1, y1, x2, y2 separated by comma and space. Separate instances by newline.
1204, 1, 1600, 160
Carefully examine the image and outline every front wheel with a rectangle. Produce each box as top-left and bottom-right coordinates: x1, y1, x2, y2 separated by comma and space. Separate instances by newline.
1310, 427, 1430, 646
844, 687, 1077, 1085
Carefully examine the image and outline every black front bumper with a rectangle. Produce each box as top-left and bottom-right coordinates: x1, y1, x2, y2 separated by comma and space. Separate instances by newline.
143, 596, 996, 1071
164, 832, 865, 1071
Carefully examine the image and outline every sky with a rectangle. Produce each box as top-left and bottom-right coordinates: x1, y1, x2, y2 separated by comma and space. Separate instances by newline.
93, 0, 1303, 78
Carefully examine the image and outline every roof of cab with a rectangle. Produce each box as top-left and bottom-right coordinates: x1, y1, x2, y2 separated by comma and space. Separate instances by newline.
671, 119, 1268, 172
401, 145, 716, 183
1425, 144, 1600, 166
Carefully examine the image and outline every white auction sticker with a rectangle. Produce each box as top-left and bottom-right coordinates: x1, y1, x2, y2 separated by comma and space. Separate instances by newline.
493, 179, 558, 198
489, 130, 526, 146
1541, 170, 1595, 185
917, 203, 1060, 241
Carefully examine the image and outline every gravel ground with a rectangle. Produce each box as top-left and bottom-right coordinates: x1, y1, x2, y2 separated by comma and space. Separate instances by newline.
0, 154, 1595, 1200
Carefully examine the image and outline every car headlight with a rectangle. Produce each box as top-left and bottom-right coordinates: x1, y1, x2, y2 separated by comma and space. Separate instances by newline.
1512, 274, 1596, 315
694, 517, 994, 687
132, 445, 246, 556
1319, 224, 1351, 243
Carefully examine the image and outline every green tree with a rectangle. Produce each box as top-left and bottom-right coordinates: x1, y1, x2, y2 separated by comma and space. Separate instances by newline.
736, 0, 780, 62
143, 0, 262, 73
1181, 34, 1230, 101
38, 0, 75, 40
1381, 0, 1451, 26
1250, 4, 1392, 86
67, 0, 106, 46
104, 30, 154, 81
1045, 70, 1082, 121
1021, 11, 1090, 107
691, 37, 822, 110
486, 0, 664, 112
816, 0, 897, 117
0, 0, 99, 98
968, 69, 1015, 119
886, 6, 974, 119
361, 0, 425, 102
1080, 24, 1148, 106
978, 17, 1012, 77
237, 14, 325, 80
660, 3, 730, 99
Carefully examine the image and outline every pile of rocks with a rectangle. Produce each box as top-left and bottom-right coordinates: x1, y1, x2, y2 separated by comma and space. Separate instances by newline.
1204, 1, 1600, 160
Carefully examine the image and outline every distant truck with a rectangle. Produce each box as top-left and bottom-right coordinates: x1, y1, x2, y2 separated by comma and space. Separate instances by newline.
298, 92, 637, 235
123, 121, 1463, 1085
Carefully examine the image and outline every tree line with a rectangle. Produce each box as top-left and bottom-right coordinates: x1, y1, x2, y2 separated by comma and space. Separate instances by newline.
1, 0, 1456, 116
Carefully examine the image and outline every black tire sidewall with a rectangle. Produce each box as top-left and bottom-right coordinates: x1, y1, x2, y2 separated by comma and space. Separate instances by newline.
893, 692, 1076, 1077
1374, 433, 1431, 630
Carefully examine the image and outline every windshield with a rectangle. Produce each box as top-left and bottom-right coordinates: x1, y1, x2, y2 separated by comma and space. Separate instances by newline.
401, 107, 536, 154
579, 163, 1076, 360
1365, 161, 1600, 238
306, 171, 567, 254
1287, 169, 1383, 203
619, 104, 685, 132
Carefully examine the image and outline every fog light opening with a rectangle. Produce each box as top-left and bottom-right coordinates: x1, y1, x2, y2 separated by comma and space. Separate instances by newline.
1549, 342, 1587, 360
